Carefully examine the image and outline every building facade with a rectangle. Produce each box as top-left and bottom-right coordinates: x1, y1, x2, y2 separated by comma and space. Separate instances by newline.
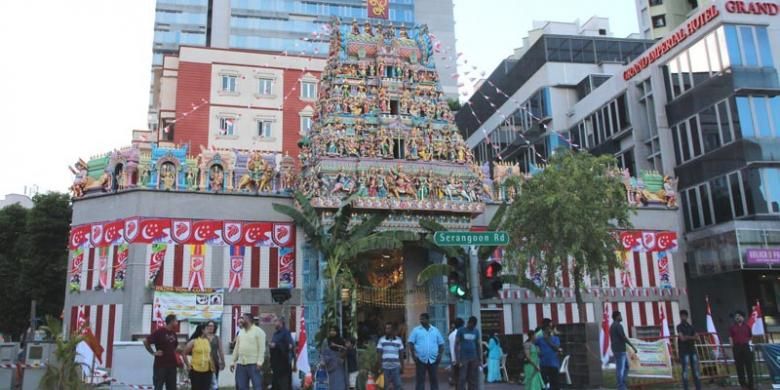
636, 0, 703, 40
149, 0, 458, 129
459, 0, 780, 339
156, 46, 325, 155
455, 18, 691, 336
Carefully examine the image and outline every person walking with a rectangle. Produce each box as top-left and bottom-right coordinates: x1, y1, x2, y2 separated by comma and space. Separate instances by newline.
486, 333, 503, 383
183, 324, 214, 390
730, 311, 754, 390
522, 331, 544, 390
270, 317, 294, 390
455, 316, 481, 390
377, 322, 405, 390
448, 318, 464, 386
320, 326, 347, 390
408, 313, 445, 390
676, 310, 702, 390
535, 324, 562, 390
610, 311, 637, 390
144, 314, 180, 390
230, 313, 266, 390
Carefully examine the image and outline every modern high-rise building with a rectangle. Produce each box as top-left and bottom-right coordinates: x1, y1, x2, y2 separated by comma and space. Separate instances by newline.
635, 0, 702, 39
149, 0, 457, 130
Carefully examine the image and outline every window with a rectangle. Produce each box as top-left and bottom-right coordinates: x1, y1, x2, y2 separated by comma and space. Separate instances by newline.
301, 81, 317, 99
652, 15, 666, 28
219, 117, 235, 135
649, 0, 663, 5
221, 75, 237, 92
257, 121, 272, 138
258, 78, 273, 95
300, 116, 312, 135
762, 169, 780, 214
710, 176, 732, 224
616, 149, 636, 177
724, 25, 775, 68
671, 98, 740, 164
664, 26, 735, 100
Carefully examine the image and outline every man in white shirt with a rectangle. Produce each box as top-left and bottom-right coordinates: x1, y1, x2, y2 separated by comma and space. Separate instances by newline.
448, 318, 464, 386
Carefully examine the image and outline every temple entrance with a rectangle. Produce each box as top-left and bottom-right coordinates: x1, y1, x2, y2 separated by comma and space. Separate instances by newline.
354, 247, 435, 348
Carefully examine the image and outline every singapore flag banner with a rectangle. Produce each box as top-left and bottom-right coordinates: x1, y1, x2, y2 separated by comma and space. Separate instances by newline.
747, 300, 765, 337
599, 302, 612, 367
705, 296, 722, 358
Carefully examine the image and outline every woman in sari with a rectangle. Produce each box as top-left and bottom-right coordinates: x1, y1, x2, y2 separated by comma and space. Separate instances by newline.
486, 333, 504, 382
523, 330, 544, 390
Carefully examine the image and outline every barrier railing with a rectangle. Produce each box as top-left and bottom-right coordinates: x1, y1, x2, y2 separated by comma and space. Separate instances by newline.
627, 334, 773, 389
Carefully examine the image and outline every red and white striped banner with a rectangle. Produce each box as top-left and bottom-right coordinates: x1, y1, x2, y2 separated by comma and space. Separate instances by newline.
187, 245, 206, 291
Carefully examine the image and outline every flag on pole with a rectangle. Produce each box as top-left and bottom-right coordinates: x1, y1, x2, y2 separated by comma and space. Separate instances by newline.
747, 300, 765, 336
296, 308, 311, 375
705, 296, 722, 358
599, 302, 612, 367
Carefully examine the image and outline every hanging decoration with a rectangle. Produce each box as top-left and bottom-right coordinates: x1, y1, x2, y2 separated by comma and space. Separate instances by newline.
98, 246, 110, 290
112, 243, 129, 289
656, 251, 673, 289
228, 246, 245, 292
188, 245, 206, 291
278, 247, 295, 288
147, 243, 167, 286
69, 248, 85, 292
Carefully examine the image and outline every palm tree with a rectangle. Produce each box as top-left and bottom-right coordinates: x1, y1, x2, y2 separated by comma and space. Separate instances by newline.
39, 316, 89, 390
273, 192, 418, 342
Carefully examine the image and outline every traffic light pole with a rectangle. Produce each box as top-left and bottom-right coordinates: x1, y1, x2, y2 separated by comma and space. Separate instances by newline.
467, 245, 485, 390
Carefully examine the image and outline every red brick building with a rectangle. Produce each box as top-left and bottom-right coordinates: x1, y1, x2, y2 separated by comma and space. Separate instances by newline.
155, 46, 324, 157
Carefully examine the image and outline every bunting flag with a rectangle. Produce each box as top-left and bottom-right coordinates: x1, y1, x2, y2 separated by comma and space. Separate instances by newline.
656, 251, 672, 289
228, 246, 245, 292
112, 244, 129, 289
618, 251, 633, 287
599, 302, 612, 367
232, 306, 242, 342
296, 308, 311, 375
748, 300, 765, 336
152, 297, 165, 331
705, 296, 722, 358
69, 248, 85, 292
147, 243, 168, 286
98, 247, 110, 290
188, 244, 206, 291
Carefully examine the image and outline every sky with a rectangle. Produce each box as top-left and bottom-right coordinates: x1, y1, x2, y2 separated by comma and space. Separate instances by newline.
0, 0, 639, 197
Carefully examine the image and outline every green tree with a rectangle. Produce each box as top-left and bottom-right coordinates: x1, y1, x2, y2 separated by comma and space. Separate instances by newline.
40, 315, 88, 390
504, 150, 632, 318
0, 193, 72, 339
273, 192, 417, 343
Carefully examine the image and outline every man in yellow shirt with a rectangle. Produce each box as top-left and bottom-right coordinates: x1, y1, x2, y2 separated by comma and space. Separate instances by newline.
230, 313, 267, 390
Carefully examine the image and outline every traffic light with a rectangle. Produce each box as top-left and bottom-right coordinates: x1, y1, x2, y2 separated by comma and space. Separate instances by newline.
481, 260, 503, 299
447, 256, 467, 299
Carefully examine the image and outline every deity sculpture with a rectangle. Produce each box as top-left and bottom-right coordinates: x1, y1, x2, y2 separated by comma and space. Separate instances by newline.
209, 165, 224, 192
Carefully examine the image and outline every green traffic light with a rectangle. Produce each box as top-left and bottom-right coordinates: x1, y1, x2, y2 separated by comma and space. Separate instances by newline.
449, 283, 466, 298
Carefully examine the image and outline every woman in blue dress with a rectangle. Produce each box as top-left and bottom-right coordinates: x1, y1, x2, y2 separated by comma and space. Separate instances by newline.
486, 333, 504, 382
320, 326, 347, 390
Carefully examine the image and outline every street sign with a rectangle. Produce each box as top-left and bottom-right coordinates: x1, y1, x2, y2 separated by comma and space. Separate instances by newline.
433, 231, 509, 246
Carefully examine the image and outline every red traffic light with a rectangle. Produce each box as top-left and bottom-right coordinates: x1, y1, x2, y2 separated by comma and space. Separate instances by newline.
485, 262, 502, 279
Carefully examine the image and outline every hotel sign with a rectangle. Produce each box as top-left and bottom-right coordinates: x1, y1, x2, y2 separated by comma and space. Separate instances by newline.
623, 5, 720, 80
725, 1, 779, 15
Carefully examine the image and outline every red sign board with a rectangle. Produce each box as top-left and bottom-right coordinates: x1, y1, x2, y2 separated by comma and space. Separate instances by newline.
367, 0, 389, 19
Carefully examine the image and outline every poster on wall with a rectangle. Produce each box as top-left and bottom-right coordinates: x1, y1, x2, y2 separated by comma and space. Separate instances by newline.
627, 338, 673, 378
153, 287, 224, 321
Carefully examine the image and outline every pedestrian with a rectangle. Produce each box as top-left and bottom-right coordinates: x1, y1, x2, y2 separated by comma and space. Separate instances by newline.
729, 311, 754, 390
377, 322, 405, 390
455, 316, 481, 390
610, 311, 637, 390
203, 320, 225, 389
676, 310, 702, 390
144, 314, 180, 390
230, 313, 266, 390
183, 324, 214, 390
535, 324, 562, 390
270, 317, 293, 390
523, 330, 544, 390
320, 326, 347, 390
344, 337, 358, 389
448, 318, 464, 386
486, 333, 503, 383
408, 312, 445, 390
